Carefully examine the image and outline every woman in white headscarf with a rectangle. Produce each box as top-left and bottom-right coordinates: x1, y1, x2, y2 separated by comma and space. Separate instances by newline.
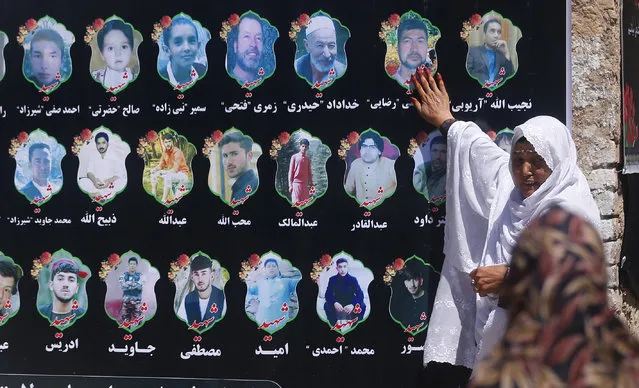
409, 67, 601, 373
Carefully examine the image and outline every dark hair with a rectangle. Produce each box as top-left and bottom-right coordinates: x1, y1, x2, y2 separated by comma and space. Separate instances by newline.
0, 260, 22, 295
28, 143, 50, 161
97, 19, 134, 52
163, 15, 198, 48
336, 258, 348, 266
400, 260, 424, 281
161, 131, 176, 141
430, 136, 446, 150
128, 257, 138, 264
219, 132, 253, 153
190, 255, 211, 272
51, 259, 78, 280
30, 29, 64, 54
483, 19, 502, 33
299, 138, 310, 147
397, 18, 429, 42
95, 132, 109, 143
358, 130, 384, 152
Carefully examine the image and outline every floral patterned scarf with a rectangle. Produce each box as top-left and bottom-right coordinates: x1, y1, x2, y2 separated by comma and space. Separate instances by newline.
471, 206, 639, 387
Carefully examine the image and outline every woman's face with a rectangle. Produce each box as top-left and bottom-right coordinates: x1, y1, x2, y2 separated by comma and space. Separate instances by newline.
511, 141, 552, 199
100, 29, 132, 72
265, 261, 279, 278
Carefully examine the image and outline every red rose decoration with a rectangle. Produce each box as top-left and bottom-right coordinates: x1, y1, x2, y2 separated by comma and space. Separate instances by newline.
160, 16, 172, 29
278, 132, 290, 145
347, 131, 360, 145
229, 14, 240, 26
177, 254, 190, 268
108, 253, 120, 266
80, 129, 92, 141
393, 258, 405, 271
388, 14, 401, 27
146, 130, 158, 143
415, 131, 428, 145
320, 254, 332, 268
26, 18, 37, 31
40, 251, 52, 265
93, 18, 105, 31
212, 130, 224, 143
470, 14, 482, 27
17, 131, 29, 144
249, 254, 260, 267
298, 13, 310, 26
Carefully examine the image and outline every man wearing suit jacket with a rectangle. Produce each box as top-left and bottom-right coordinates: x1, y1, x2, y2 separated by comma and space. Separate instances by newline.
466, 19, 514, 86
20, 143, 53, 202
184, 255, 224, 327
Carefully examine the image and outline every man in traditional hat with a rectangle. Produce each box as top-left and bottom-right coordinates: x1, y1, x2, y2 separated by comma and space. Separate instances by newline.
295, 15, 346, 85
184, 255, 225, 326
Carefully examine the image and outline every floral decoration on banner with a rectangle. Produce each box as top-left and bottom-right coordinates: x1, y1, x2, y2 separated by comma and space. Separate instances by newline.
30, 251, 52, 279
337, 131, 359, 160
625, 84, 638, 148
239, 253, 261, 281
98, 253, 121, 281
460, 13, 482, 43
136, 130, 158, 159
151, 16, 172, 43
378, 13, 401, 43
84, 18, 105, 44
168, 254, 190, 282
407, 131, 428, 158
269, 132, 290, 159
16, 18, 38, 46
289, 13, 310, 40
310, 254, 333, 283
383, 258, 405, 286
219, 14, 240, 41
71, 128, 94, 156
9, 131, 30, 158
202, 130, 224, 157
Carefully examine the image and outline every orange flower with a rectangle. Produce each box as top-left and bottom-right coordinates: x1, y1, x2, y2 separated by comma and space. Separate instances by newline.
393, 258, 405, 271
278, 132, 290, 145
17, 131, 29, 144
298, 13, 310, 26
93, 18, 105, 31
160, 16, 172, 28
347, 131, 360, 144
320, 254, 332, 268
26, 18, 37, 31
108, 253, 120, 266
212, 130, 223, 143
229, 14, 240, 26
80, 128, 92, 141
388, 14, 400, 27
40, 251, 52, 265
249, 254, 260, 267
177, 254, 190, 268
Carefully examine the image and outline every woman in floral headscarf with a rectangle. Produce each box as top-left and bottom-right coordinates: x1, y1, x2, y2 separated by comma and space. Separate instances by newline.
410, 67, 601, 374
471, 207, 639, 387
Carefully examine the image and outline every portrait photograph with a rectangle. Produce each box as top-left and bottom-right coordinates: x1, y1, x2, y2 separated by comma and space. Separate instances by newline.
154, 13, 211, 91
34, 250, 91, 330
172, 252, 229, 334
412, 130, 446, 203
76, 126, 130, 205
342, 129, 400, 209
242, 252, 301, 334
495, 128, 514, 153
291, 11, 350, 90
205, 128, 262, 207
19, 16, 75, 94
273, 129, 331, 209
0, 31, 7, 82
138, 128, 195, 207
380, 11, 441, 89
0, 254, 23, 327
315, 252, 373, 335
86, 16, 142, 94
387, 256, 438, 335
11, 129, 66, 206
463, 11, 522, 90
222, 11, 279, 90
103, 252, 159, 332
